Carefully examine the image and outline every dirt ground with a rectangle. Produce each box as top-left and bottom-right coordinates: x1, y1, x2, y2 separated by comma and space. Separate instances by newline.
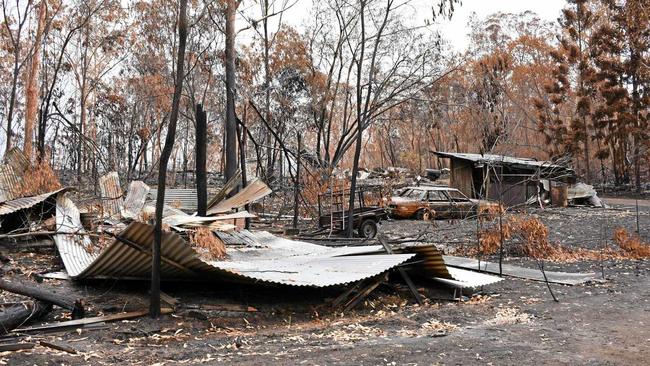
1, 203, 649, 365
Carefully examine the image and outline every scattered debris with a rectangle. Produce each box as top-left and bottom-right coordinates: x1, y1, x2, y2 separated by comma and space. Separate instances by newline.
38, 340, 77, 354
485, 307, 531, 326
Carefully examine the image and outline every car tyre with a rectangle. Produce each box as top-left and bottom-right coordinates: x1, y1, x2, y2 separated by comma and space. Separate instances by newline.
416, 209, 431, 221
359, 219, 378, 239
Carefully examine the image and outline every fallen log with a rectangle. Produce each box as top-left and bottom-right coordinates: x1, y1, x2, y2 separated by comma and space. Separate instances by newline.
39, 340, 77, 354
0, 342, 36, 352
0, 301, 52, 335
0, 277, 84, 319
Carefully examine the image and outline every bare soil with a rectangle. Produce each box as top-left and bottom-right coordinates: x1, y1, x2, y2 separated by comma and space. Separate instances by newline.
1, 204, 649, 365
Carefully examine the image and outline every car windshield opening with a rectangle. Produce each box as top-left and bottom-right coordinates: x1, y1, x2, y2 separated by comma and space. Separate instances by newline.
447, 190, 469, 201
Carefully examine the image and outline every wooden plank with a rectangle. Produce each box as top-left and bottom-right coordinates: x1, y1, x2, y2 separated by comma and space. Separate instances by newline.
332, 279, 367, 308
343, 276, 384, 312
443, 256, 598, 285
378, 236, 423, 305
206, 169, 241, 210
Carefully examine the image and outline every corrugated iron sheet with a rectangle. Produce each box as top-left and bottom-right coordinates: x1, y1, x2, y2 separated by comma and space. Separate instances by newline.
0, 148, 30, 203
122, 181, 150, 219
148, 188, 198, 213
215, 229, 266, 246
54, 198, 413, 286
99, 172, 123, 216
54, 193, 98, 277
0, 187, 70, 217
443, 255, 598, 285
433, 267, 503, 288
162, 211, 256, 228
207, 179, 271, 215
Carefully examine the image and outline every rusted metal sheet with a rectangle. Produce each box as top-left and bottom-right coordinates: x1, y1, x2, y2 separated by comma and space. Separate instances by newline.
207, 179, 272, 215
0, 148, 30, 203
396, 244, 452, 279
0, 187, 70, 217
121, 181, 150, 219
99, 172, 123, 217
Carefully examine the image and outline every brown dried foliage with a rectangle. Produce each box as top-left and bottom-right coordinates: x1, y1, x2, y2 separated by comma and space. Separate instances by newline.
16, 159, 62, 197
613, 228, 650, 259
464, 215, 648, 262
189, 227, 227, 260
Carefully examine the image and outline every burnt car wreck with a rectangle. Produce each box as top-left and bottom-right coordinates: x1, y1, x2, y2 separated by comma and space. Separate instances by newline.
388, 186, 498, 220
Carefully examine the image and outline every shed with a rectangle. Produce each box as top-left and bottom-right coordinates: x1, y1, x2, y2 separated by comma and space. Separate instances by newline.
432, 151, 576, 207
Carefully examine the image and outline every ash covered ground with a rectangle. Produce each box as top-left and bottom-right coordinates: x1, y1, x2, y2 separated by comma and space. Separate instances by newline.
2, 200, 648, 365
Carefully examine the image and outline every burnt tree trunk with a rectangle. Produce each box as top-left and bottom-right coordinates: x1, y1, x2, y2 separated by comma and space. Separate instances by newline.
0, 301, 52, 335
224, 0, 239, 185
0, 278, 83, 319
151, 0, 188, 318
237, 106, 250, 229
195, 104, 207, 216
293, 134, 301, 229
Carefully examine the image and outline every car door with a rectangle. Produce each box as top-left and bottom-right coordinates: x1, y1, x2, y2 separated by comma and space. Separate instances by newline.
427, 190, 453, 218
444, 189, 474, 218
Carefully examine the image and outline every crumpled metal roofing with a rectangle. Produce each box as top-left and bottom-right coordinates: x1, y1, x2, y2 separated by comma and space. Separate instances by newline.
53, 194, 414, 287
0, 187, 70, 217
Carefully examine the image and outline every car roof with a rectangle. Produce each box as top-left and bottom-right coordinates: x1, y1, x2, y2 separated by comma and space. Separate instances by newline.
403, 186, 457, 191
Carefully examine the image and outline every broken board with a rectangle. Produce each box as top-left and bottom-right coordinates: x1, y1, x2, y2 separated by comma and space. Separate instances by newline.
442, 256, 599, 285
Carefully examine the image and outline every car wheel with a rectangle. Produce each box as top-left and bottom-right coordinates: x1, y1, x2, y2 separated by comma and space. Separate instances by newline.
416, 209, 431, 221
359, 220, 378, 239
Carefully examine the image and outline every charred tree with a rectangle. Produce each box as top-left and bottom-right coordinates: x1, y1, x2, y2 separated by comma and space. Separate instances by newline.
0, 301, 51, 335
23, 1, 47, 160
0, 277, 84, 319
224, 0, 239, 185
151, 0, 188, 318
195, 104, 207, 216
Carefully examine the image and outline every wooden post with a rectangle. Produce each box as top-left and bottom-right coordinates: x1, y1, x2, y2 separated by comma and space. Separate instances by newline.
195, 104, 207, 216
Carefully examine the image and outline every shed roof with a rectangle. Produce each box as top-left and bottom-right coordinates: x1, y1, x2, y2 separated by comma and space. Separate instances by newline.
432, 151, 575, 180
